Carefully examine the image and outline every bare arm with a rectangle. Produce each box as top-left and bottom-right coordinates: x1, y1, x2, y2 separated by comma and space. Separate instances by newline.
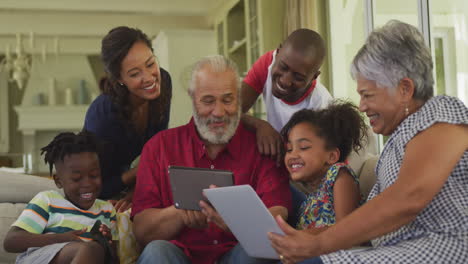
270, 123, 468, 262
241, 81, 260, 114
333, 168, 361, 222
305, 226, 329, 235
241, 82, 283, 162
269, 205, 288, 221
121, 166, 138, 186
3, 227, 85, 253
109, 167, 138, 213
133, 206, 185, 247
240, 81, 270, 133
317, 123, 468, 253
133, 206, 208, 247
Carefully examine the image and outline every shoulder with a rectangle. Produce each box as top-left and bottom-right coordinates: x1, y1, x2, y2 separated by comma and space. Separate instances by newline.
34, 190, 63, 201
30, 190, 66, 209
313, 82, 332, 96
236, 124, 272, 162
160, 67, 171, 79
144, 122, 191, 149
326, 163, 357, 181
259, 50, 275, 67
93, 199, 116, 212
244, 50, 275, 93
397, 96, 468, 143
421, 96, 467, 123
88, 94, 114, 111
85, 94, 116, 121
249, 50, 275, 70
237, 123, 258, 144
309, 83, 333, 105
84, 94, 121, 133
160, 67, 172, 87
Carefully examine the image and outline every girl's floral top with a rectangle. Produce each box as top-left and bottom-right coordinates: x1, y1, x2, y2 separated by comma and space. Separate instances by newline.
296, 163, 361, 230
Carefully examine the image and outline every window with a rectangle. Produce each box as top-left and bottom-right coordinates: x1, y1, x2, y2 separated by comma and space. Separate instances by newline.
328, 0, 467, 152
429, 0, 468, 103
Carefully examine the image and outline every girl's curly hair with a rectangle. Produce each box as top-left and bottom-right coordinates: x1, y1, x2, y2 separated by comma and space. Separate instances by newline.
281, 100, 369, 162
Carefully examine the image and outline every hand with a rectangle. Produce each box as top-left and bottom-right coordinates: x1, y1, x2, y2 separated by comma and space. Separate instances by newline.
200, 186, 230, 232
121, 167, 138, 186
179, 209, 208, 229
110, 191, 133, 213
56, 228, 87, 243
268, 215, 321, 264
99, 224, 113, 244
255, 120, 283, 166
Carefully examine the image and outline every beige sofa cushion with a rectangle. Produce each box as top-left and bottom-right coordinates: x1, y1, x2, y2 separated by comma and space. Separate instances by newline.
0, 203, 27, 264
0, 171, 62, 263
358, 155, 379, 199
0, 171, 62, 203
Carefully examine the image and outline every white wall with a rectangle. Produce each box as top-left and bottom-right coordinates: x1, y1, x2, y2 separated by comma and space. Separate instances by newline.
0, 4, 215, 168
153, 29, 217, 128
328, 0, 366, 103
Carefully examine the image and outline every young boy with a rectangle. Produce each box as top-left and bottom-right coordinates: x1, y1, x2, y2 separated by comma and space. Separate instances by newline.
241, 28, 333, 163
3, 132, 117, 264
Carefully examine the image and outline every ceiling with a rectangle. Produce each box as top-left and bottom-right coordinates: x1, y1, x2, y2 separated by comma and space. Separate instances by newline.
0, 0, 224, 38
0, 0, 220, 16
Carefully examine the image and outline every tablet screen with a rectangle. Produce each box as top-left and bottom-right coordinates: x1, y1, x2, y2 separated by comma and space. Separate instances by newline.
169, 166, 233, 210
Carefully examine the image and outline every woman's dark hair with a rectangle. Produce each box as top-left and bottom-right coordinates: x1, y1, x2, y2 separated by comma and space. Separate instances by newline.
99, 26, 171, 130
40, 131, 99, 176
281, 100, 369, 162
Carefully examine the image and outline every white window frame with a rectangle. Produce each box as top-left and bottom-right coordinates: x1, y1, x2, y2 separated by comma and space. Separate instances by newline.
363, 0, 431, 153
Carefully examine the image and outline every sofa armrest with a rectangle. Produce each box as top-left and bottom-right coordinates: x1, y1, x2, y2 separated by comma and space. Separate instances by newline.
0, 171, 62, 203
0, 203, 28, 263
358, 156, 379, 199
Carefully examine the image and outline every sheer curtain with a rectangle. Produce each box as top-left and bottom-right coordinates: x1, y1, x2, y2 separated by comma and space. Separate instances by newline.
285, 0, 316, 36
284, 0, 330, 92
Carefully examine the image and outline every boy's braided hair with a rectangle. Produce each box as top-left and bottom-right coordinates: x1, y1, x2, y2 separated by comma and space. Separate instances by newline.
40, 131, 99, 176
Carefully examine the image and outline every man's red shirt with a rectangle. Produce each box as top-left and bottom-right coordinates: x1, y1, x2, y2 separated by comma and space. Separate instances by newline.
132, 118, 292, 264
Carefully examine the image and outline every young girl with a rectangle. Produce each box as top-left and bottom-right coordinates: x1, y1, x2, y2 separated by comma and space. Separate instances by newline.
3, 132, 117, 264
281, 100, 368, 233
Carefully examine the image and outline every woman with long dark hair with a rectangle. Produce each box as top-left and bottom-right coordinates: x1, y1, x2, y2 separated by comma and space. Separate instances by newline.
84, 26, 172, 211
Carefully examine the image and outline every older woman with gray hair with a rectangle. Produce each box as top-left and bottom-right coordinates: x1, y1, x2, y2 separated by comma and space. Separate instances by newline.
268, 20, 468, 264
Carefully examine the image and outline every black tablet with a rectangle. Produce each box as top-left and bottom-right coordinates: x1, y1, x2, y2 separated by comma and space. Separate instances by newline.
168, 165, 234, 211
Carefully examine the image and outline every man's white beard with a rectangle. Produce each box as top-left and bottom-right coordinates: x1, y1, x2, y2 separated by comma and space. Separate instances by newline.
193, 107, 241, 145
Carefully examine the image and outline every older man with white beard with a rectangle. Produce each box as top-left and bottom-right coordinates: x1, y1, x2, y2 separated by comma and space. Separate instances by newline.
132, 55, 291, 264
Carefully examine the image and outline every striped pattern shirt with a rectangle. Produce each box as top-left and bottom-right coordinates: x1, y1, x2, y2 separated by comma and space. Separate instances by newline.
13, 190, 117, 241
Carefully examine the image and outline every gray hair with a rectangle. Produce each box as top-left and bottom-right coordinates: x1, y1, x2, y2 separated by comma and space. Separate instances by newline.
188, 55, 241, 97
351, 20, 434, 101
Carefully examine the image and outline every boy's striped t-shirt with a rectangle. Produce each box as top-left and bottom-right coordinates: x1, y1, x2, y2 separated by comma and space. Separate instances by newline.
13, 190, 117, 241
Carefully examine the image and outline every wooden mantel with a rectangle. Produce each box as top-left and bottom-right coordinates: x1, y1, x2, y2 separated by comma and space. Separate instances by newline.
14, 105, 87, 173
15, 105, 87, 132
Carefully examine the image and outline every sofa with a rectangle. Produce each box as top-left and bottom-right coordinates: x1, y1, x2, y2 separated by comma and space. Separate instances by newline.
0, 154, 379, 263
0, 171, 62, 264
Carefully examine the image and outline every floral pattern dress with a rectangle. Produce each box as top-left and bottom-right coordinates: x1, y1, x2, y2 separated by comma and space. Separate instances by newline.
296, 163, 360, 230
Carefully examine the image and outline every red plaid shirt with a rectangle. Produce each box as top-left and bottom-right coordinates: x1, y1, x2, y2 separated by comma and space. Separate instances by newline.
132, 118, 291, 264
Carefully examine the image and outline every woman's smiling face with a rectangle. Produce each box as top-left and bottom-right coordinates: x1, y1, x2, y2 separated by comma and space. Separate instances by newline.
119, 41, 161, 103
357, 77, 407, 136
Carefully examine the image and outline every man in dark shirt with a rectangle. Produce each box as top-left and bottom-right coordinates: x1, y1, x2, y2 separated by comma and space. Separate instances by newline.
132, 55, 291, 264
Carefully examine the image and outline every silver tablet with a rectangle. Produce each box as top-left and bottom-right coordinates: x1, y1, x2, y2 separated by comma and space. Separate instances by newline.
168, 166, 233, 211
204, 185, 284, 259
